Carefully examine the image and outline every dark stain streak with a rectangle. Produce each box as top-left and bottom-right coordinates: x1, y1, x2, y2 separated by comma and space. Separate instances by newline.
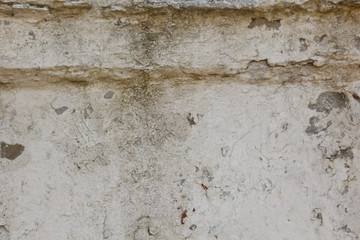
352, 92, 360, 103
316, 213, 323, 225
147, 227, 153, 236
1, 142, 24, 160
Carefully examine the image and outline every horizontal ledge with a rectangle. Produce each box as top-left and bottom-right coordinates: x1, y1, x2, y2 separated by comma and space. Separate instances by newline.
0, 0, 360, 18
0, 62, 359, 87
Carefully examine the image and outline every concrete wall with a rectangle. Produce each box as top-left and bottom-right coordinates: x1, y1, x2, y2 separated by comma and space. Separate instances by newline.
0, 0, 360, 239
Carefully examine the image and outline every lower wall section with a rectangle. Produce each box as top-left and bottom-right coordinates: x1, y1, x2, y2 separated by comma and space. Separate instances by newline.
0, 79, 359, 239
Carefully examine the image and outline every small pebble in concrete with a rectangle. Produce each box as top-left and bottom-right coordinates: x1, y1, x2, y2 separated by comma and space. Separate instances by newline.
104, 91, 114, 99
54, 106, 68, 115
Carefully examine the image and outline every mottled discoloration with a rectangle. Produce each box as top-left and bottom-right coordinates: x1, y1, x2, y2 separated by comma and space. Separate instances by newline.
1, 0, 360, 239
305, 116, 332, 135
308, 92, 348, 113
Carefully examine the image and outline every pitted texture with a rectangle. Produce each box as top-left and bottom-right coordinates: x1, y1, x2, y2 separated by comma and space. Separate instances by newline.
0, 0, 360, 239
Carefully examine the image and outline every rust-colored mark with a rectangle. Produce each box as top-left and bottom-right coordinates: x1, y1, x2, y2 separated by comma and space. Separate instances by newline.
201, 184, 208, 190
181, 210, 187, 224
192, 208, 196, 212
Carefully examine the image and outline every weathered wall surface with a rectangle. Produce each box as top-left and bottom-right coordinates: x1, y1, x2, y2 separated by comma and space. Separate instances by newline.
1, 0, 360, 239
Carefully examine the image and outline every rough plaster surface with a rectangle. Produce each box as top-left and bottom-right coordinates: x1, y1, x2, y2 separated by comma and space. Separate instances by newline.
0, 0, 360, 239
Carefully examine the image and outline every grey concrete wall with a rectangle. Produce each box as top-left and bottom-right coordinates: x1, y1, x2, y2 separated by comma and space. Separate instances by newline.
0, 0, 360, 239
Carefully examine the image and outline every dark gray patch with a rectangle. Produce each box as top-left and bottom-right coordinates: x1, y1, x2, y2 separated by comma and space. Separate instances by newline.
186, 113, 196, 126
115, 19, 129, 27
341, 185, 349, 195
103, 229, 112, 239
312, 208, 323, 226
282, 122, 289, 131
314, 34, 327, 43
308, 92, 349, 113
1, 142, 24, 160
339, 225, 352, 233
84, 108, 89, 119
104, 91, 114, 99
316, 213, 323, 225
355, 36, 360, 51
261, 178, 273, 193
219, 190, 231, 200
202, 168, 214, 182
299, 38, 309, 52
340, 148, 354, 160
189, 225, 197, 231
221, 147, 229, 157
28, 30, 35, 40
305, 116, 332, 135
304, 121, 317, 135
55, 106, 68, 115
84, 104, 93, 119
180, 179, 186, 185
329, 148, 354, 161
248, 17, 281, 30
